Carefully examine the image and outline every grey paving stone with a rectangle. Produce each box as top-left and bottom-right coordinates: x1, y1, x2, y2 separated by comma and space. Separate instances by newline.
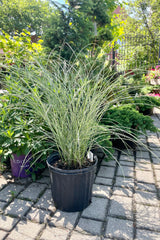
13, 177, 32, 185
5, 199, 32, 217
0, 184, 24, 202
136, 141, 146, 147
35, 189, 55, 212
76, 218, 102, 235
0, 176, 7, 190
136, 229, 160, 240
70, 231, 100, 240
117, 166, 134, 178
0, 201, 8, 212
26, 207, 50, 223
49, 210, 79, 229
92, 184, 111, 198
136, 151, 150, 159
148, 136, 159, 141
153, 107, 160, 114
97, 166, 115, 178
148, 139, 160, 148
112, 187, 133, 197
35, 176, 50, 185
136, 170, 155, 184
136, 138, 147, 145
153, 162, 160, 169
120, 154, 134, 162
148, 133, 159, 139
136, 182, 156, 192
120, 152, 134, 161
19, 182, 47, 201
148, 143, 160, 148
95, 177, 112, 186
119, 160, 134, 167
150, 119, 160, 129
138, 134, 146, 139
105, 217, 133, 239
135, 162, 152, 171
155, 169, 160, 181
40, 226, 69, 240
82, 197, 108, 220
109, 195, 133, 219
136, 158, 151, 164
8, 220, 43, 239
152, 157, 160, 165
101, 160, 116, 167
136, 204, 160, 231
134, 190, 159, 206
2, 172, 12, 180
0, 230, 8, 240
0, 215, 18, 231
115, 176, 134, 189
6, 231, 33, 240
151, 149, 160, 158
122, 149, 135, 154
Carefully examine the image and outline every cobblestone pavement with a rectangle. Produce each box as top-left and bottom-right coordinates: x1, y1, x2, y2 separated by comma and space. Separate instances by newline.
0, 108, 160, 240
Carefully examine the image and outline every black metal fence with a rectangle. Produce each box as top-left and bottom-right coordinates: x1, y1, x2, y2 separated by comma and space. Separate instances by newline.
107, 34, 160, 72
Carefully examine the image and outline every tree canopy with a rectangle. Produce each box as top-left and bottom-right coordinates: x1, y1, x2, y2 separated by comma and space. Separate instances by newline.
43, 0, 117, 59
0, 0, 51, 35
123, 0, 160, 36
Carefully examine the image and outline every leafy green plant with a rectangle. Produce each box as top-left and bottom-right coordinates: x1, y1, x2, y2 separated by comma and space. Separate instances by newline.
0, 92, 48, 176
0, 29, 44, 66
133, 95, 160, 113
101, 105, 157, 139
140, 84, 155, 95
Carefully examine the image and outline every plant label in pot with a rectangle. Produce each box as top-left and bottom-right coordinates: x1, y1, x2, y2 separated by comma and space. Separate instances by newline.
10, 153, 32, 178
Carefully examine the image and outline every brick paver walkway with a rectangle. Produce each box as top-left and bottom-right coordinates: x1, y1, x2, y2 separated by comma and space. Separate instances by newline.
0, 108, 160, 240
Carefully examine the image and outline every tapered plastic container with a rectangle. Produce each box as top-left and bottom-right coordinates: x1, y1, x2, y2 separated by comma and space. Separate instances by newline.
47, 153, 97, 212
10, 153, 32, 178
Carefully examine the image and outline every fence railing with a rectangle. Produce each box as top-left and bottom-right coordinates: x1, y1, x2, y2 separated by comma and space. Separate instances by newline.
107, 34, 160, 72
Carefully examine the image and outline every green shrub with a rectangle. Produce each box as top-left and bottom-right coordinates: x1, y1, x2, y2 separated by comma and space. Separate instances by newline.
134, 95, 160, 113
0, 92, 49, 177
102, 104, 157, 138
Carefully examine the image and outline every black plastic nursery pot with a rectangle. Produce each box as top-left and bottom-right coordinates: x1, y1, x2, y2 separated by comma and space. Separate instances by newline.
111, 131, 137, 150
139, 108, 153, 116
47, 152, 97, 212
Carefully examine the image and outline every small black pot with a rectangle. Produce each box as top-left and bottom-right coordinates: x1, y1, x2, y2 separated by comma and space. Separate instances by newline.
111, 131, 137, 150
139, 108, 153, 116
47, 153, 97, 212
112, 138, 137, 150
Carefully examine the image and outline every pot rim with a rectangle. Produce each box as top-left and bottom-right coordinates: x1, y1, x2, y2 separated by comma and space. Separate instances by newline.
46, 152, 98, 175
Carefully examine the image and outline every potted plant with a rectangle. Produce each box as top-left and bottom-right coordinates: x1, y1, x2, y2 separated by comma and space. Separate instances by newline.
0, 93, 47, 179
133, 95, 160, 115
146, 66, 160, 85
3, 58, 134, 211
101, 105, 157, 150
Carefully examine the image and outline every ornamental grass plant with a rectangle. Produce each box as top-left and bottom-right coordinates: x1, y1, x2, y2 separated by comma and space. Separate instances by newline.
2, 57, 158, 170
2, 57, 126, 169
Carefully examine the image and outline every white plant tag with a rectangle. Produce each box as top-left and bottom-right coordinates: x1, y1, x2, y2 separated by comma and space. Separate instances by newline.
87, 151, 94, 162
